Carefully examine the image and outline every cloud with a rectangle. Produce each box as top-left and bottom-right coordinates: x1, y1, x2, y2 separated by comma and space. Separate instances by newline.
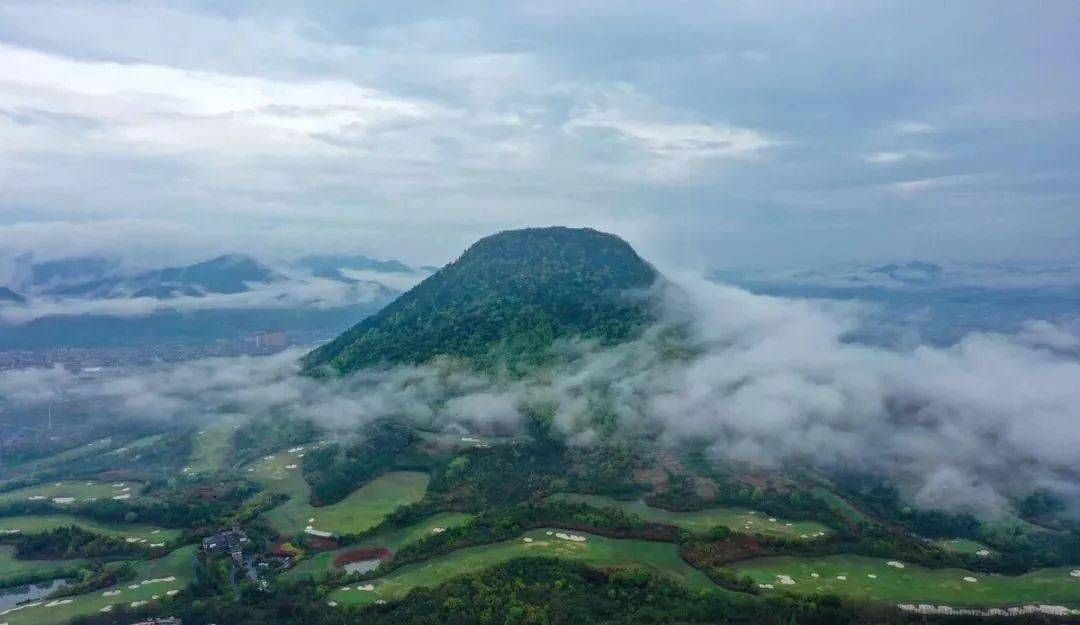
864, 150, 938, 164
7, 275, 1080, 518
0, 278, 388, 325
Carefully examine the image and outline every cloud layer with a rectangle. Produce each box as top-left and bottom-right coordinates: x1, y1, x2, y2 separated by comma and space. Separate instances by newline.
6, 277, 1080, 518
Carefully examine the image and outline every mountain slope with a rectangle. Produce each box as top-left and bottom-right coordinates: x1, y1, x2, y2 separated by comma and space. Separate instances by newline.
45, 254, 282, 298
303, 227, 659, 374
0, 287, 24, 303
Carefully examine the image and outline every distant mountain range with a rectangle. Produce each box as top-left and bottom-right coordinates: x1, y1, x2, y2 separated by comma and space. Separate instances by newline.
0, 252, 428, 350
713, 260, 1080, 345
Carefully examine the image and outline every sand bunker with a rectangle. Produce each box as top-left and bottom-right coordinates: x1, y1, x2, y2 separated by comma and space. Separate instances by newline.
836, 575, 847, 580
44, 599, 73, 607
100, 604, 114, 612
432, 527, 446, 534
886, 561, 905, 568
976, 549, 990, 556
963, 576, 978, 583
757, 583, 774, 589
130, 600, 149, 608
555, 532, 587, 542
285, 464, 298, 469
810, 573, 819, 578
52, 497, 75, 504
523, 537, 534, 543
776, 575, 795, 585
103, 590, 121, 597
867, 574, 877, 579
1069, 570, 1080, 578
113, 494, 131, 500
28, 495, 46, 501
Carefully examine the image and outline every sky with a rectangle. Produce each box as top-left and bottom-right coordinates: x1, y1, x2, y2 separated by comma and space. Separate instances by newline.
1, 1, 1078, 270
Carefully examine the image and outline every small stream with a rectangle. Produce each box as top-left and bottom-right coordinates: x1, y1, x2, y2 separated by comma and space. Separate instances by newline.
0, 578, 70, 611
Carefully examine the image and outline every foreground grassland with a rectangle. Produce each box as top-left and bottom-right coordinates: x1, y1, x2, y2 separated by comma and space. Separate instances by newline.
329, 528, 716, 606
550, 493, 832, 538
0, 545, 87, 582
250, 448, 430, 536
0, 481, 139, 507
733, 554, 1080, 608
1, 545, 197, 625
287, 512, 474, 581
187, 425, 234, 473
0, 515, 181, 542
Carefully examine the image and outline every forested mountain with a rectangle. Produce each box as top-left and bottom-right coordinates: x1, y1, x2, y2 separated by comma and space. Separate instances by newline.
304, 227, 659, 374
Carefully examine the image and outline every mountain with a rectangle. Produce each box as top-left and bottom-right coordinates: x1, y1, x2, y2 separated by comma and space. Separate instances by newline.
295, 254, 414, 275
45, 254, 282, 299
303, 227, 659, 375
0, 286, 24, 303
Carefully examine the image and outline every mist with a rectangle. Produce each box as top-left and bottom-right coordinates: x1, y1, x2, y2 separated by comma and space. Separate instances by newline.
4, 275, 1080, 519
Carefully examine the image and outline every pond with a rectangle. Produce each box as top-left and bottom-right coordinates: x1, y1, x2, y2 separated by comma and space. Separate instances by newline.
0, 578, 70, 611
343, 558, 382, 574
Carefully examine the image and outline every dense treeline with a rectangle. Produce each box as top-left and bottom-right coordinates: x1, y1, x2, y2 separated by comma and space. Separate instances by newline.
302, 423, 416, 505
70, 558, 961, 625
304, 227, 659, 375
15, 526, 148, 559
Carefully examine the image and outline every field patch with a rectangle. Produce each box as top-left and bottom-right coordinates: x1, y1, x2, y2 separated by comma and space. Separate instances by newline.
329, 527, 715, 606
937, 538, 994, 556
732, 554, 1080, 608
0, 481, 140, 507
250, 448, 430, 537
0, 545, 87, 583
550, 493, 832, 539
186, 426, 234, 473
0, 545, 196, 625
0, 515, 180, 542
286, 512, 474, 581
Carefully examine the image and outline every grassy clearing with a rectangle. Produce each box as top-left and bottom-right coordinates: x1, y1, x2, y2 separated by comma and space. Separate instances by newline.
809, 487, 871, 525
250, 448, 430, 536
0, 481, 139, 507
550, 493, 832, 539
0, 546, 87, 582
732, 554, 1080, 608
187, 426, 234, 473
937, 538, 993, 556
0, 515, 180, 542
0, 545, 197, 625
286, 512, 474, 581
329, 527, 716, 606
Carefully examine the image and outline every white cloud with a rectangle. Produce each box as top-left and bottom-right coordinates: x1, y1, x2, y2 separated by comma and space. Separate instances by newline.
864, 150, 937, 164
0, 278, 388, 325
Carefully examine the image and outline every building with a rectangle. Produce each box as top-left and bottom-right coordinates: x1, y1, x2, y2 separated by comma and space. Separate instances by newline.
202, 528, 249, 565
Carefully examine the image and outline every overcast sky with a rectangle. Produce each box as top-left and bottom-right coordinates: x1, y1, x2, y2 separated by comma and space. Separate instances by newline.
1, 1, 1078, 270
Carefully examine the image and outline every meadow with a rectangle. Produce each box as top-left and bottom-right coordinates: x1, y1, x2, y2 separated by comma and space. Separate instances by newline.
250, 448, 430, 536
732, 554, 1080, 608
329, 527, 716, 606
550, 493, 832, 538
285, 512, 474, 581
0, 481, 139, 507
0, 545, 197, 625
0, 515, 180, 542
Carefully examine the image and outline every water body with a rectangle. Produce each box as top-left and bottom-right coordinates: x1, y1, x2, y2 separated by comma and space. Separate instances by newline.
0, 578, 70, 611
343, 558, 382, 574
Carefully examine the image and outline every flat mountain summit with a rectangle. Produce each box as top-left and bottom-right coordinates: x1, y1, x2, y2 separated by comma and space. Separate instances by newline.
303, 227, 659, 374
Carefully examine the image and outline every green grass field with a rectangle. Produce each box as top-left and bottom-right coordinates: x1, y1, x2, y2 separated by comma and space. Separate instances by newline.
732, 554, 1080, 608
0, 546, 87, 583
0, 545, 197, 625
937, 538, 993, 556
286, 512, 474, 581
186, 426, 234, 473
550, 493, 832, 538
0, 481, 140, 507
809, 487, 872, 525
329, 527, 716, 606
0, 515, 180, 542
250, 448, 430, 536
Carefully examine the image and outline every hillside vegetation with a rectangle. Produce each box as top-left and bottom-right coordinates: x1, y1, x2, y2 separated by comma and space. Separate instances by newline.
303, 227, 659, 374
